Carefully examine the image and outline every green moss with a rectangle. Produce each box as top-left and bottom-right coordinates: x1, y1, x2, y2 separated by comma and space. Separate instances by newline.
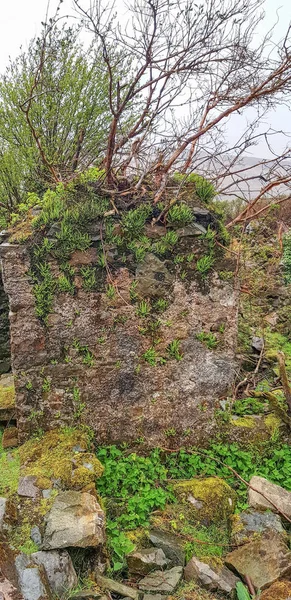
19, 428, 104, 489
230, 416, 256, 428
0, 385, 15, 409
264, 413, 281, 435
0, 431, 20, 496
172, 477, 236, 524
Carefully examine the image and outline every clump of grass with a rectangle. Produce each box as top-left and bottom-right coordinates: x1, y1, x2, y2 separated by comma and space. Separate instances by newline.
80, 266, 97, 290
196, 331, 218, 349
167, 203, 193, 228
167, 339, 183, 360
196, 255, 214, 278
136, 300, 151, 318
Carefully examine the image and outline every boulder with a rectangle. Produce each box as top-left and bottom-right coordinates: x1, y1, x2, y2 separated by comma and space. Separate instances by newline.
30, 551, 77, 596
260, 580, 291, 600
148, 530, 185, 566
30, 527, 42, 547
225, 531, 291, 590
184, 556, 239, 594
138, 566, 183, 594
172, 477, 236, 524
127, 548, 168, 575
2, 428, 18, 449
14, 554, 51, 600
43, 491, 105, 549
231, 509, 286, 546
248, 476, 291, 518
17, 477, 40, 499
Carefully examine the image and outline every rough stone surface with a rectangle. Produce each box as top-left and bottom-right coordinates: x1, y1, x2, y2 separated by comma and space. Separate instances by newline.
138, 566, 183, 594
0, 500, 7, 533
225, 531, 291, 590
148, 530, 185, 566
43, 491, 105, 549
14, 554, 51, 600
184, 556, 239, 594
2, 428, 18, 449
31, 551, 77, 596
0, 240, 238, 446
96, 575, 139, 600
248, 476, 291, 518
260, 580, 291, 600
127, 548, 168, 575
231, 509, 286, 545
0, 273, 10, 375
17, 477, 40, 499
30, 527, 42, 547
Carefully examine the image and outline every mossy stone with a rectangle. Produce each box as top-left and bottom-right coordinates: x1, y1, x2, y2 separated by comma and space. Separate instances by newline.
19, 429, 104, 490
230, 416, 256, 428
0, 385, 15, 409
172, 477, 236, 524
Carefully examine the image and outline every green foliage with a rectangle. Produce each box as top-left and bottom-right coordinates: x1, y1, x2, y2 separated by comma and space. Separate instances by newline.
56, 223, 91, 258
236, 582, 252, 600
33, 262, 56, 323
196, 255, 214, 278
183, 523, 229, 562
130, 280, 139, 302
136, 300, 151, 318
196, 331, 218, 349
153, 230, 178, 255
167, 339, 183, 361
0, 24, 125, 209
72, 339, 94, 367
143, 347, 159, 366
121, 205, 151, 240
283, 232, 291, 284
167, 203, 193, 227
0, 431, 20, 496
153, 298, 168, 313
233, 396, 266, 416
172, 173, 216, 203
96, 441, 291, 567
96, 445, 170, 563
106, 284, 116, 299
57, 275, 75, 295
80, 266, 97, 291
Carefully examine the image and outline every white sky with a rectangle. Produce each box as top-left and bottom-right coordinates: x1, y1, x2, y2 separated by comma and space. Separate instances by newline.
0, 0, 290, 158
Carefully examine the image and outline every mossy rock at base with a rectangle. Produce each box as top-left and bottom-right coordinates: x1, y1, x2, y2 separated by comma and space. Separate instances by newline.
0, 375, 15, 409
230, 416, 256, 429
172, 477, 236, 524
19, 428, 104, 490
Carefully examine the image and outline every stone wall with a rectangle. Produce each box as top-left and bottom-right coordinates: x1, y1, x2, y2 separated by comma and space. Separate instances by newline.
0, 238, 238, 446
0, 265, 10, 374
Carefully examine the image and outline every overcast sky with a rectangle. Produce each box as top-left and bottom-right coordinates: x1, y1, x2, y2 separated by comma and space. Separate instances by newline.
0, 0, 290, 158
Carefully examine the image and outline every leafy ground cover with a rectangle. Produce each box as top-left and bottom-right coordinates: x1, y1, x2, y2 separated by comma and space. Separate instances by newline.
96, 441, 291, 567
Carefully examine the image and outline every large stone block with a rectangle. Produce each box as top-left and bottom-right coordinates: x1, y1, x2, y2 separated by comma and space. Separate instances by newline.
43, 491, 105, 549
248, 476, 291, 518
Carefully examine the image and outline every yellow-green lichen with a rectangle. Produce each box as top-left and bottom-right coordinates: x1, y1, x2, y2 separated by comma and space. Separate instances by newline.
19, 428, 104, 490
230, 416, 256, 428
172, 477, 236, 524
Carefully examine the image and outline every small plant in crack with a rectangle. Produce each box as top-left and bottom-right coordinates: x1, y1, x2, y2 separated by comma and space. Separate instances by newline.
167, 339, 183, 361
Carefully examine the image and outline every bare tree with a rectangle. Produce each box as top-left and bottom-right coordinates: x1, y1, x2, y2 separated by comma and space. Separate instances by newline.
71, 0, 291, 216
